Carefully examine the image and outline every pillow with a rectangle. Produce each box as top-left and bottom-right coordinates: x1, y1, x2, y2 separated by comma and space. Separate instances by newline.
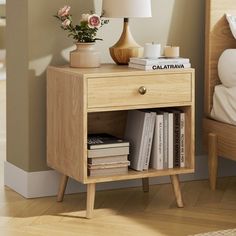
226, 14, 236, 39
218, 49, 236, 88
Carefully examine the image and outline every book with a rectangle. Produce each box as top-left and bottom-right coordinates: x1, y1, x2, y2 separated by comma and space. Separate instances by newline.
162, 111, 169, 169
129, 57, 190, 66
167, 112, 174, 169
87, 146, 129, 158
173, 111, 181, 168
129, 62, 191, 71
143, 111, 156, 170
150, 112, 164, 170
88, 162, 130, 177
88, 155, 128, 165
180, 112, 185, 168
88, 133, 129, 150
124, 110, 149, 171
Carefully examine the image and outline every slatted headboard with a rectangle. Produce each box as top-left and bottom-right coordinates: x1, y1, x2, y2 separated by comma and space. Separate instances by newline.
204, 0, 236, 116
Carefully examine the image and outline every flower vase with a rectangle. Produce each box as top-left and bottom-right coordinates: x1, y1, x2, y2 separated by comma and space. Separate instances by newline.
70, 43, 100, 68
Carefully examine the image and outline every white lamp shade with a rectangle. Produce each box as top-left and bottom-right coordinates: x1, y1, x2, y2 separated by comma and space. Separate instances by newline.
102, 0, 152, 18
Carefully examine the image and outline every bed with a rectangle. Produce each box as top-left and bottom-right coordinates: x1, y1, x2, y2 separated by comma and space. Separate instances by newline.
203, 0, 236, 190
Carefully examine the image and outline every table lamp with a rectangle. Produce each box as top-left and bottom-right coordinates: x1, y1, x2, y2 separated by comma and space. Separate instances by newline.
102, 0, 152, 65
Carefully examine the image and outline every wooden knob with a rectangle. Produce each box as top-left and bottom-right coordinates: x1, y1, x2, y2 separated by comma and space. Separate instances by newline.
138, 86, 147, 95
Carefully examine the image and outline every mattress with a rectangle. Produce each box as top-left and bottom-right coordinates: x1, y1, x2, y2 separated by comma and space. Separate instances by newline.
211, 85, 236, 125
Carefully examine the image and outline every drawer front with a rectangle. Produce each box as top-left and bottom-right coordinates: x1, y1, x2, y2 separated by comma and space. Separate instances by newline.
87, 73, 192, 110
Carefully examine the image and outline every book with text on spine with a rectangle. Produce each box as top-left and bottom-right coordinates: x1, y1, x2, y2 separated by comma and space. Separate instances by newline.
88, 133, 129, 150
129, 57, 190, 66
128, 62, 191, 71
150, 112, 164, 170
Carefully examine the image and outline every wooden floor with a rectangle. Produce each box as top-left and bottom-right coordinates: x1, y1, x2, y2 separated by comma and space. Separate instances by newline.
0, 177, 235, 236
0, 81, 236, 235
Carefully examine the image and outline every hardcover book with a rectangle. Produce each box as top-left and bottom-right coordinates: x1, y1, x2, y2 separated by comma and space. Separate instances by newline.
124, 110, 150, 171
129, 57, 190, 65
88, 133, 129, 150
88, 161, 130, 177
150, 112, 164, 170
88, 155, 128, 165
128, 62, 191, 71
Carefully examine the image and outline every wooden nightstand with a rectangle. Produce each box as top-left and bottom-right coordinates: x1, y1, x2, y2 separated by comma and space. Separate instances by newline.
47, 64, 195, 218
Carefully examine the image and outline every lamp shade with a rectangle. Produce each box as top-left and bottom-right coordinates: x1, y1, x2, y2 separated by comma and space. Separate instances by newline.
102, 0, 152, 18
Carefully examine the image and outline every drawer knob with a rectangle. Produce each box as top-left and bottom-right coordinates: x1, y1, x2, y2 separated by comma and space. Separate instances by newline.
138, 86, 147, 95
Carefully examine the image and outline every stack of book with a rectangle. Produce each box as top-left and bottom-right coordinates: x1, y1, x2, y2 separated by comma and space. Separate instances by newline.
124, 110, 156, 171
128, 57, 191, 71
87, 133, 130, 177
150, 109, 185, 170
123, 109, 186, 172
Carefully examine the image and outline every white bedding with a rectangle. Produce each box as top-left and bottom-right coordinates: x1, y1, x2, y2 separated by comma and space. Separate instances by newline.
211, 85, 236, 125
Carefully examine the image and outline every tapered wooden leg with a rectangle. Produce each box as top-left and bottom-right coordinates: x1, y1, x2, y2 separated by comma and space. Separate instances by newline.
170, 175, 184, 208
57, 175, 69, 202
86, 183, 96, 219
208, 133, 218, 190
142, 178, 149, 192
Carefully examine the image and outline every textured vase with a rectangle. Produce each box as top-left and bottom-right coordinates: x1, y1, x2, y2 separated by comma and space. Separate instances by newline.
70, 43, 100, 68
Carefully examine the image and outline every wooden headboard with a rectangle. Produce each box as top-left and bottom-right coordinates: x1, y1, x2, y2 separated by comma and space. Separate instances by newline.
205, 0, 236, 116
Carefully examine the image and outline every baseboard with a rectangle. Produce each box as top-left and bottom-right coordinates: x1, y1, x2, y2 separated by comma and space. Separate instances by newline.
4, 155, 236, 198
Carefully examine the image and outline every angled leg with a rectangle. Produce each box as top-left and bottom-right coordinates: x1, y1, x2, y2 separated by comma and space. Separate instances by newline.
86, 183, 96, 219
208, 133, 218, 190
142, 178, 149, 192
57, 175, 69, 202
170, 175, 184, 208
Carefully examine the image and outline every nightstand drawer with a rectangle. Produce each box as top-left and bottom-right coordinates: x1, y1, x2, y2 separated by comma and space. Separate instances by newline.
87, 73, 192, 110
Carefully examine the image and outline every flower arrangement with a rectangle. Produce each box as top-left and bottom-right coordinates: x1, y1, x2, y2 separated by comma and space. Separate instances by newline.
55, 5, 109, 43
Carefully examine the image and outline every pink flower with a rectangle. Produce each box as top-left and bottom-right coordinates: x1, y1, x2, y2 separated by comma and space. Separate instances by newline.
88, 14, 101, 29
62, 19, 71, 29
58, 5, 71, 17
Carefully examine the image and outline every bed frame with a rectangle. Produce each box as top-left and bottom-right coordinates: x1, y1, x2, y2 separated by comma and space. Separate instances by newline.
203, 0, 236, 190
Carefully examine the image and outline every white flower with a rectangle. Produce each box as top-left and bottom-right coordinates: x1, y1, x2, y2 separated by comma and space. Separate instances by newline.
81, 14, 90, 22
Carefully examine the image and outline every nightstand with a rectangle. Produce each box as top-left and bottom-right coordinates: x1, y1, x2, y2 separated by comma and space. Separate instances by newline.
47, 64, 195, 218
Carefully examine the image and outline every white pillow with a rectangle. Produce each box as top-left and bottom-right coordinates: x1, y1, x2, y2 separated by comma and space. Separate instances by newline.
226, 14, 236, 39
218, 49, 236, 88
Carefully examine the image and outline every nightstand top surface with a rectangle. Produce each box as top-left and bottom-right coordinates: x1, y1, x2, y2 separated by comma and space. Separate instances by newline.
48, 64, 194, 78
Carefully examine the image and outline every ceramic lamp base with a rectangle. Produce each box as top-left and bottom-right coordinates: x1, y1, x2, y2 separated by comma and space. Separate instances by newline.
109, 18, 143, 65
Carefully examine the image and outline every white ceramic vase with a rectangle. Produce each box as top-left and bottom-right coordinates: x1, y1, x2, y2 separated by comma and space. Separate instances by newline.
70, 43, 100, 68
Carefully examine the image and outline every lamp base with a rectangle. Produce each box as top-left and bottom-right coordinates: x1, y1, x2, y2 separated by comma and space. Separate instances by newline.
109, 18, 143, 65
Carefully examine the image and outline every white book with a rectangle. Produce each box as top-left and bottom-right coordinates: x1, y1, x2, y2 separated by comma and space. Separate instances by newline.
168, 112, 174, 169
143, 111, 156, 170
124, 110, 149, 171
128, 62, 191, 71
139, 112, 151, 170
180, 112, 185, 168
163, 112, 169, 169
130, 57, 190, 65
150, 113, 164, 170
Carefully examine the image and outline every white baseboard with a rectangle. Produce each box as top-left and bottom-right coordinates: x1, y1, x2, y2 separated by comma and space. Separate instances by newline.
4, 155, 236, 198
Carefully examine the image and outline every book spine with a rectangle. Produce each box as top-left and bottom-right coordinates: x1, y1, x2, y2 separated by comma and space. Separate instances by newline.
180, 112, 185, 168
143, 112, 156, 170
139, 113, 151, 171
163, 112, 169, 169
173, 113, 180, 168
157, 115, 164, 170
168, 113, 174, 169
